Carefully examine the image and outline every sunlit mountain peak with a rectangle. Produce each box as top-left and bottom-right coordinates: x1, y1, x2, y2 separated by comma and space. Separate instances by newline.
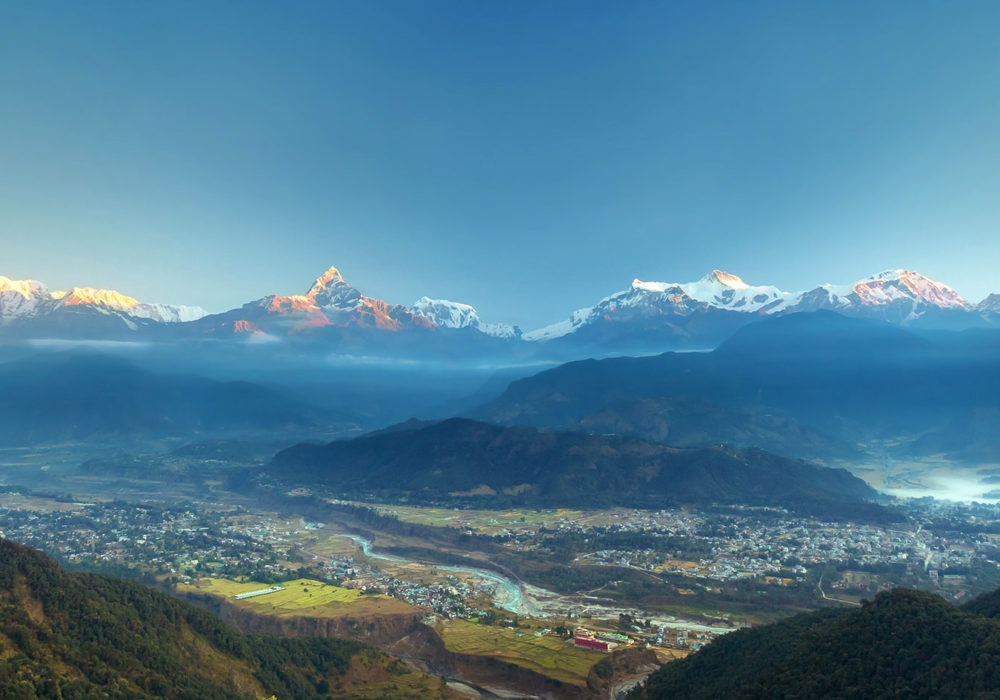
0, 276, 48, 299
702, 270, 749, 289
306, 266, 348, 298
61, 287, 141, 309
853, 269, 970, 310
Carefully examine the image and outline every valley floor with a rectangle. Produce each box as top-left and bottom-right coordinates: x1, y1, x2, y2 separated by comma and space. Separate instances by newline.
3, 445, 1000, 697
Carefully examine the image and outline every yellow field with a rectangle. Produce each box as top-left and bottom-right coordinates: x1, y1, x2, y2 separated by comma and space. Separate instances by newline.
652, 647, 691, 663
179, 577, 417, 617
654, 559, 702, 573
435, 619, 602, 686
0, 493, 92, 512
301, 532, 367, 559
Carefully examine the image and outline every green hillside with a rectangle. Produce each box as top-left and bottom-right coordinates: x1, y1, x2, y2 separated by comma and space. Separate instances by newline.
0, 537, 442, 699
631, 587, 1000, 700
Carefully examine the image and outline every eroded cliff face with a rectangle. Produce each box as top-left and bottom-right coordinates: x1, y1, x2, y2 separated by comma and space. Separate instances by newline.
586, 647, 661, 698
383, 621, 455, 675
180, 591, 660, 700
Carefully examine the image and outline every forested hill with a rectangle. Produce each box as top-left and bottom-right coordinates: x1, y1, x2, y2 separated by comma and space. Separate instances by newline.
269, 418, 889, 520
0, 538, 440, 699
630, 587, 1000, 700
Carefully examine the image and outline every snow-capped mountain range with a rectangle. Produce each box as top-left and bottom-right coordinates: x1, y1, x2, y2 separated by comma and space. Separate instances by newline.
0, 275, 207, 328
0, 266, 996, 354
187, 266, 521, 340
0, 267, 519, 341
526, 268, 989, 341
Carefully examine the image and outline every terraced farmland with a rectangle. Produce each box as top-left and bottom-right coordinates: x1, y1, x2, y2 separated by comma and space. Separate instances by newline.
435, 619, 603, 685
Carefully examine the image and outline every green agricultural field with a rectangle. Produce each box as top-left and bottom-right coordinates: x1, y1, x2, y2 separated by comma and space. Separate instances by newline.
179, 577, 417, 617
359, 503, 586, 535
435, 619, 602, 685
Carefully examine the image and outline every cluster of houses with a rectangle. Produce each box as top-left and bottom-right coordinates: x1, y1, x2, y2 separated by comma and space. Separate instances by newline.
515, 505, 993, 596
573, 627, 633, 652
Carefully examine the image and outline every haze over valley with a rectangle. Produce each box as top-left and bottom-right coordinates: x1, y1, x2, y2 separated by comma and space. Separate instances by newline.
3, 2, 1000, 698
0, 258, 998, 698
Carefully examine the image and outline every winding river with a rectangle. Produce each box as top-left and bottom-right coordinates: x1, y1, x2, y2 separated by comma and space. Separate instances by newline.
340, 533, 524, 613
337, 533, 733, 635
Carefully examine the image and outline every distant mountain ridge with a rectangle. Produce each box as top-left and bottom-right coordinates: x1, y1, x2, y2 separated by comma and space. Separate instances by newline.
980, 292, 1000, 315
187, 266, 521, 342
2, 266, 996, 358
411, 296, 521, 339
0, 267, 521, 346
476, 312, 1000, 466
525, 268, 995, 353
0, 274, 207, 332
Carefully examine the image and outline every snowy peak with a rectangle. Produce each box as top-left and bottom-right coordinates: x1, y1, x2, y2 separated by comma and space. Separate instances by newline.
624, 271, 789, 314
259, 265, 363, 317
702, 270, 749, 289
56, 286, 209, 323
306, 266, 348, 298
61, 287, 141, 309
522, 307, 593, 341
0, 276, 51, 299
630, 279, 683, 294
411, 296, 520, 339
531, 270, 791, 342
238, 266, 516, 339
851, 269, 970, 310
978, 293, 1000, 314
680, 271, 789, 312
0, 274, 207, 326
0, 276, 53, 322
412, 297, 480, 329
138, 304, 209, 323
628, 269, 756, 296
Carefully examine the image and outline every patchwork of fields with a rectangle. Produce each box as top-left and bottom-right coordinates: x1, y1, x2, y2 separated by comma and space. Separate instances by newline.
180, 577, 418, 617
354, 504, 588, 535
181, 577, 603, 687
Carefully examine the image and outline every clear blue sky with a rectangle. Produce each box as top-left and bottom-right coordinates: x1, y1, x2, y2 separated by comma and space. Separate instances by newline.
2, 1, 999, 328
